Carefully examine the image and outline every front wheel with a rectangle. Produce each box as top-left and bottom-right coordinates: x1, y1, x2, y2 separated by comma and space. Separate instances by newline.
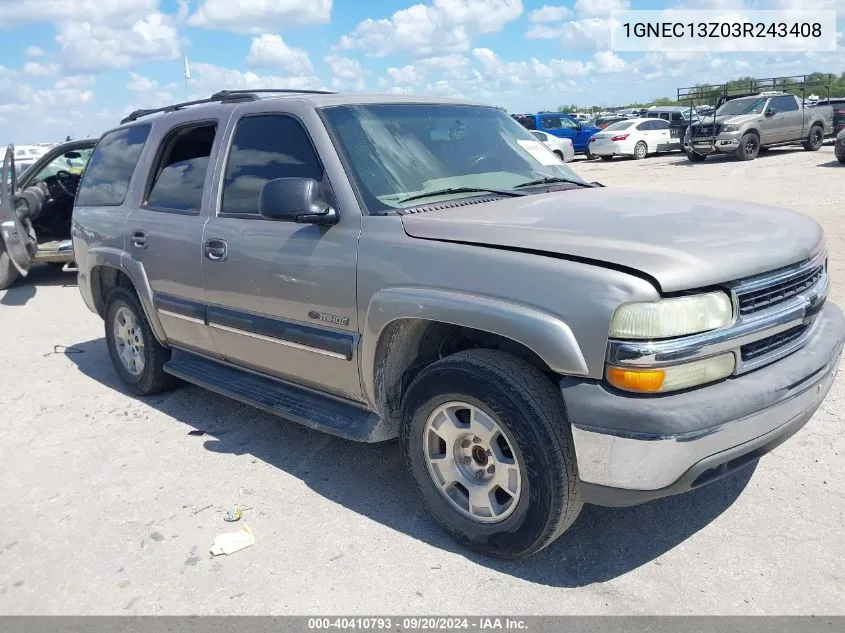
803, 125, 824, 151
400, 349, 582, 559
105, 287, 181, 396
736, 132, 760, 160
0, 249, 20, 291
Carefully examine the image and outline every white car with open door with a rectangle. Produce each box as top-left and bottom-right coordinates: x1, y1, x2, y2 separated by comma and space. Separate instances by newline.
530, 130, 575, 162
588, 117, 682, 161
0, 140, 95, 290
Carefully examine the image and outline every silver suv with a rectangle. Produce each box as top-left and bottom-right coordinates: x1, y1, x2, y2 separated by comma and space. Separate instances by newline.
71, 89, 844, 559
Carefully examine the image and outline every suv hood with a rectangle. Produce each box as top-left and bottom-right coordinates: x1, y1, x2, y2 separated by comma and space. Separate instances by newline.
400, 188, 824, 293
695, 114, 758, 126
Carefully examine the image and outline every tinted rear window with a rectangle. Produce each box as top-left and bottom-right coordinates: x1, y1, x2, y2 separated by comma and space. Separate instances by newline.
604, 121, 635, 131
76, 125, 151, 206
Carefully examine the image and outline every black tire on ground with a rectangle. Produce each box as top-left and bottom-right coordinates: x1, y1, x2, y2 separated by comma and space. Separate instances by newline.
104, 286, 181, 396
0, 249, 20, 291
400, 349, 582, 560
736, 132, 760, 161
687, 150, 706, 162
599, 155, 613, 161
836, 147, 845, 164
633, 141, 648, 159
584, 149, 595, 160
803, 125, 824, 151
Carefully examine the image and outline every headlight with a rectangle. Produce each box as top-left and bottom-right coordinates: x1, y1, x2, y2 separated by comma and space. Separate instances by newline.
721, 124, 739, 133
609, 291, 733, 339
606, 353, 736, 393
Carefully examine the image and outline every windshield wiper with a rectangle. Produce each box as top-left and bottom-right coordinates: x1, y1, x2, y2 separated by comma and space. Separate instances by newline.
513, 176, 593, 189
397, 187, 525, 204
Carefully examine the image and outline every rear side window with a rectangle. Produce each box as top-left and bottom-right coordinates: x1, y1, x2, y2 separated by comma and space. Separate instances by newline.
76, 125, 151, 206
513, 115, 537, 130
145, 123, 217, 213
221, 115, 323, 216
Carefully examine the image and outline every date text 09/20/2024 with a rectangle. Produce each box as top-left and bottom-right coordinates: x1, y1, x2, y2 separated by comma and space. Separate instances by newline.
307, 617, 528, 630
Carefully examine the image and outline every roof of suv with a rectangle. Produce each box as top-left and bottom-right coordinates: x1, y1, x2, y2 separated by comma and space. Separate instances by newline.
116, 90, 486, 129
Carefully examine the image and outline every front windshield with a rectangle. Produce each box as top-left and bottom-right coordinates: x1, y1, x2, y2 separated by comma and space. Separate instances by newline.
321, 104, 587, 212
604, 120, 635, 131
716, 97, 768, 116
35, 148, 94, 181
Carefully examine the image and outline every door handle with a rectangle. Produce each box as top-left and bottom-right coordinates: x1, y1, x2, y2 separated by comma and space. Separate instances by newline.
204, 239, 228, 261
131, 230, 147, 249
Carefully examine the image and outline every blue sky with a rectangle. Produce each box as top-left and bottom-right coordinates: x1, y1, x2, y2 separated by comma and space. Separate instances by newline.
0, 0, 843, 142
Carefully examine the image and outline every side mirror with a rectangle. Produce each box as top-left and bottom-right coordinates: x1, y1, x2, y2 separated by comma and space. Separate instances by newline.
258, 177, 337, 225
765, 108, 776, 117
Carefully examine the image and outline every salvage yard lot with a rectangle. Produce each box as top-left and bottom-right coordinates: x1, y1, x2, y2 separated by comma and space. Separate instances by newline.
0, 146, 843, 615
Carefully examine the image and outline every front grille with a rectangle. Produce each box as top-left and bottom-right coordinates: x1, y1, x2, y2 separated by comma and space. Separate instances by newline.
741, 324, 809, 362
737, 264, 825, 316
693, 123, 720, 137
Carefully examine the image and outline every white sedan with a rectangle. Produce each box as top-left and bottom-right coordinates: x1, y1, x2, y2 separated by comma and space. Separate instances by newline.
587, 118, 681, 160
530, 131, 575, 162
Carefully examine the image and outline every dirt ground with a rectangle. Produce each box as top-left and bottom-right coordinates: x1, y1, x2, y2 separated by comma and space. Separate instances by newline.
0, 145, 843, 615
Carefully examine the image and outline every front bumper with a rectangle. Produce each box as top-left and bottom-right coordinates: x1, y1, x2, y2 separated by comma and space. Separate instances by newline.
562, 301, 844, 507
687, 133, 741, 154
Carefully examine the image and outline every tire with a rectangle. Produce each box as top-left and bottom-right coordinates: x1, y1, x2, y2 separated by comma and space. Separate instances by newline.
687, 150, 706, 162
836, 146, 845, 164
583, 149, 595, 160
599, 155, 614, 161
400, 349, 582, 559
736, 132, 760, 160
104, 286, 180, 396
0, 249, 20, 291
633, 141, 648, 160
803, 125, 824, 151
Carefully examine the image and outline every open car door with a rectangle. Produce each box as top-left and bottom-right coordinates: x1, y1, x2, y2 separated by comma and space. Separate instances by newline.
1, 144, 35, 276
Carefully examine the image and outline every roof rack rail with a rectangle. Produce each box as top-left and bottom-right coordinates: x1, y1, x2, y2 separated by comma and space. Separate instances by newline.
209, 88, 336, 99
121, 88, 337, 124
676, 74, 834, 110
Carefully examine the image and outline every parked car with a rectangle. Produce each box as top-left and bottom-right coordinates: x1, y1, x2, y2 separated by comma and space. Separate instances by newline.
835, 128, 845, 163
589, 118, 681, 160
0, 139, 96, 290
513, 112, 600, 157
815, 97, 845, 135
685, 92, 833, 162
530, 131, 574, 162
71, 89, 843, 560
591, 115, 627, 129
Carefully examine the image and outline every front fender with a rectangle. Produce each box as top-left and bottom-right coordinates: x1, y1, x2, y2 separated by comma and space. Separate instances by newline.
360, 286, 589, 406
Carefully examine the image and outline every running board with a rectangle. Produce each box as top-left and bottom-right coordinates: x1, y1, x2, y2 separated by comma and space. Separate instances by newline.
164, 351, 392, 442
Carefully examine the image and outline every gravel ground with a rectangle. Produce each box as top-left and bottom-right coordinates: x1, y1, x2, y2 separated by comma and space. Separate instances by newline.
0, 145, 843, 615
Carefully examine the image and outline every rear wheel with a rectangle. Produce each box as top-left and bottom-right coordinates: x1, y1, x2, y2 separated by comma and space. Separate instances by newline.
105, 287, 180, 396
633, 141, 648, 159
736, 132, 760, 160
803, 125, 824, 151
401, 349, 582, 559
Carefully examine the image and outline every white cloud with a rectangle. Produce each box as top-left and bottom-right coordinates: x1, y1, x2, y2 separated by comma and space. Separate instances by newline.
559, 17, 618, 50
246, 34, 314, 73
185, 62, 326, 99
324, 55, 367, 91
55, 13, 181, 71
25, 46, 45, 57
126, 72, 159, 93
526, 24, 564, 39
23, 62, 60, 77
188, 0, 332, 33
593, 50, 626, 72
338, 0, 523, 57
0, 0, 158, 26
529, 5, 571, 22
573, 0, 629, 16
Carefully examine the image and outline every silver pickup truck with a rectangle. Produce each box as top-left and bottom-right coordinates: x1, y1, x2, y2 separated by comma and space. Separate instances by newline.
686, 92, 833, 161
57, 89, 844, 560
